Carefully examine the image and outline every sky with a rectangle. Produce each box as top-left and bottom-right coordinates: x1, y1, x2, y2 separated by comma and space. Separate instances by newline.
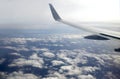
0, 0, 119, 29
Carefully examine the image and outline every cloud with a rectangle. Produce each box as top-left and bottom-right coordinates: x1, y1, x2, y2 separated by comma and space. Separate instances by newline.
60, 65, 81, 75
56, 49, 120, 78
43, 72, 66, 79
9, 53, 44, 68
9, 38, 27, 44
29, 53, 41, 60
39, 48, 50, 52
78, 74, 96, 79
103, 72, 118, 79
57, 49, 88, 65
113, 57, 120, 65
80, 66, 100, 73
62, 34, 83, 39
0, 58, 5, 64
31, 47, 42, 52
0, 35, 120, 79
2, 38, 27, 45
110, 55, 120, 68
4, 46, 29, 52
52, 60, 64, 66
10, 53, 22, 57
6, 71, 39, 79
0, 72, 6, 79
42, 77, 58, 79
43, 51, 55, 58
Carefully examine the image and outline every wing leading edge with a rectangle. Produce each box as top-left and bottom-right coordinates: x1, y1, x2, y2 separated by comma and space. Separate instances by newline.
49, 3, 120, 40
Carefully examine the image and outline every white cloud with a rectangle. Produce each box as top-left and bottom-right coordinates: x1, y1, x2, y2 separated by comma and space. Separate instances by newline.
80, 66, 100, 73
0, 71, 40, 79
1, 36, 120, 79
4, 46, 29, 52
57, 49, 88, 65
2, 38, 27, 45
43, 52, 55, 58
42, 77, 58, 79
52, 60, 64, 66
9, 38, 27, 44
6, 49, 120, 79
60, 65, 81, 75
113, 57, 120, 65
10, 53, 22, 57
104, 72, 118, 79
110, 55, 120, 68
43, 72, 66, 79
31, 47, 42, 52
56, 49, 120, 78
62, 34, 83, 39
0, 72, 6, 79
39, 48, 50, 52
9, 53, 44, 68
78, 74, 96, 79
6, 71, 39, 79
29, 53, 41, 60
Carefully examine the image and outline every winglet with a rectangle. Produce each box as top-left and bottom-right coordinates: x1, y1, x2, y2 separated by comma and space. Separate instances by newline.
49, 3, 61, 21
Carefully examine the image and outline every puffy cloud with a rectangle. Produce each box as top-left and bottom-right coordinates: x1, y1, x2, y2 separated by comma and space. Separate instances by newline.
56, 49, 120, 78
29, 53, 41, 60
52, 60, 64, 66
78, 74, 96, 79
60, 65, 81, 75
42, 77, 58, 79
43, 52, 55, 58
6, 71, 39, 79
109, 55, 120, 68
17, 46, 29, 52
9, 53, 44, 68
2, 38, 27, 45
43, 72, 66, 79
56, 50, 75, 64
31, 47, 42, 52
0, 72, 7, 79
113, 57, 120, 65
62, 34, 83, 39
57, 49, 120, 67
57, 50, 88, 65
103, 72, 118, 79
0, 34, 120, 79
80, 66, 100, 73
3, 46, 29, 52
39, 48, 49, 52
10, 53, 21, 56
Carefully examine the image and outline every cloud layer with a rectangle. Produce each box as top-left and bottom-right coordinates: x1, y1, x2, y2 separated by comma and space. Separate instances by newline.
0, 33, 120, 79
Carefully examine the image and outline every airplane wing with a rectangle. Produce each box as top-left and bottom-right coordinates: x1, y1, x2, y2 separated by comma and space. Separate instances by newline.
49, 4, 120, 40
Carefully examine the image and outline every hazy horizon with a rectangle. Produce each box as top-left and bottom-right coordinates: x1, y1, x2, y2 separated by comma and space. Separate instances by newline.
0, 0, 119, 29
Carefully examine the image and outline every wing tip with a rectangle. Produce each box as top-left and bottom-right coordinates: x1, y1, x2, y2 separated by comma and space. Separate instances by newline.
49, 3, 61, 21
